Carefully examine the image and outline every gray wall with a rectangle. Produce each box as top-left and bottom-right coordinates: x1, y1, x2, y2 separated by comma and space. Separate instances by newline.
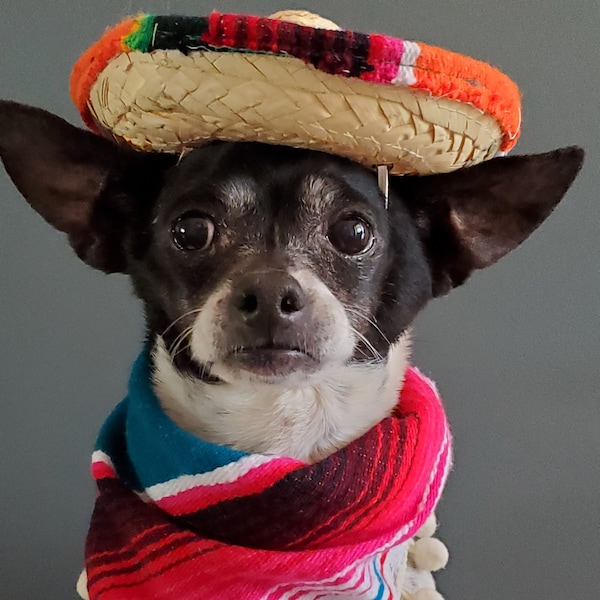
1, 1, 598, 598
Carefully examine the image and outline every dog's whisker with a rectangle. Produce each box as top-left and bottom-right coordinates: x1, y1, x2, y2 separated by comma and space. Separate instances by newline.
169, 326, 195, 359
354, 345, 372, 360
345, 306, 391, 346
357, 334, 383, 362
167, 327, 190, 355
162, 308, 204, 337
199, 361, 211, 381
364, 319, 391, 346
172, 332, 193, 358
350, 326, 384, 362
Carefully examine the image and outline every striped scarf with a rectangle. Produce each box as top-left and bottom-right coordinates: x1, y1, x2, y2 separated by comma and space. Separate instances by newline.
84, 351, 452, 599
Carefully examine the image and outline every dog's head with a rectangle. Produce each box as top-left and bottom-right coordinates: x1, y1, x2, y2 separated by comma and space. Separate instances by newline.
130, 141, 439, 387
0, 101, 584, 387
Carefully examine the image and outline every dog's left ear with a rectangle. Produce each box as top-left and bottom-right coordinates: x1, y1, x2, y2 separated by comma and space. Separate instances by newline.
0, 100, 176, 273
392, 147, 584, 296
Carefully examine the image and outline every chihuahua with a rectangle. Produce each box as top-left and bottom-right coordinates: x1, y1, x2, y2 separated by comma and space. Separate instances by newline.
0, 100, 584, 463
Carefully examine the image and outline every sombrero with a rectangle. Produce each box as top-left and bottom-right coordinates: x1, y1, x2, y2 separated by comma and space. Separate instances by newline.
71, 10, 521, 175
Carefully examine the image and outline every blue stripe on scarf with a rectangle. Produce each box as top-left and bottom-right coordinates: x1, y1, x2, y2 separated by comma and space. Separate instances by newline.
96, 349, 248, 491
372, 557, 387, 600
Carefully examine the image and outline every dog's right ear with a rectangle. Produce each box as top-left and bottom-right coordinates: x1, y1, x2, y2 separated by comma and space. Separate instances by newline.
391, 147, 584, 297
0, 100, 175, 273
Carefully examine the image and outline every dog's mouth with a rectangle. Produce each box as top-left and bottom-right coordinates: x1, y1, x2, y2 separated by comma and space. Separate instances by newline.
223, 344, 319, 378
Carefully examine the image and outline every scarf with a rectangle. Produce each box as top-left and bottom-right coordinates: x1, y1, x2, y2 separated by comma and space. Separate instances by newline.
84, 351, 452, 599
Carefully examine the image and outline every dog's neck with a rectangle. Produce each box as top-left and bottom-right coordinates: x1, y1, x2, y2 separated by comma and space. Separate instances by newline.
151, 336, 411, 463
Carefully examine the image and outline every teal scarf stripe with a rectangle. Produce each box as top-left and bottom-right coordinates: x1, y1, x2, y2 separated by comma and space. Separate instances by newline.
95, 350, 248, 491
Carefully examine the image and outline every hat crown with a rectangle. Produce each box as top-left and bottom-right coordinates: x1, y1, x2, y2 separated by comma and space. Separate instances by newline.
268, 10, 341, 30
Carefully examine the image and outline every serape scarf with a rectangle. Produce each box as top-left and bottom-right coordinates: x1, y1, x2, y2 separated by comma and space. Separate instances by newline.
85, 351, 452, 599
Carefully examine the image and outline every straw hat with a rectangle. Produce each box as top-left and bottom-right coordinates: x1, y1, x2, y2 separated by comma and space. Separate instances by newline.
71, 10, 521, 175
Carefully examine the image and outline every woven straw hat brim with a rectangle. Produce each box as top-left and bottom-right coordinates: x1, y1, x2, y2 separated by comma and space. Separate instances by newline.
71, 13, 521, 175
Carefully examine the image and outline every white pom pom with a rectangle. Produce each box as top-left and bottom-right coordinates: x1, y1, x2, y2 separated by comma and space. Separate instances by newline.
415, 513, 438, 538
409, 537, 449, 572
76, 569, 89, 600
412, 589, 445, 600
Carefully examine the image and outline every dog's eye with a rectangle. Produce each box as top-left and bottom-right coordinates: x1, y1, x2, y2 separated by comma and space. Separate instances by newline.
328, 216, 374, 255
171, 212, 216, 251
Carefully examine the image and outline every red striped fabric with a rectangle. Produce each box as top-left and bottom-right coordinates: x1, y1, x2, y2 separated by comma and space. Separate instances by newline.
85, 367, 451, 599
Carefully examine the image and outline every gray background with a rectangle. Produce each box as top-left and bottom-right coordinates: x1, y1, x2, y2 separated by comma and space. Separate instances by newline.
1, 1, 598, 598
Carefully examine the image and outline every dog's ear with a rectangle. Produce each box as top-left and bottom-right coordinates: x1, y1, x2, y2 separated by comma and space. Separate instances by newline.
392, 147, 584, 296
0, 100, 175, 273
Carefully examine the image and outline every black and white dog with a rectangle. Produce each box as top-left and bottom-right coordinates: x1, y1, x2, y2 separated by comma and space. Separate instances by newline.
0, 101, 583, 463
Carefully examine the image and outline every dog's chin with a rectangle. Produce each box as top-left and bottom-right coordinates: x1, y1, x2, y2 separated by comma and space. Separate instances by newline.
214, 347, 320, 384
226, 348, 318, 376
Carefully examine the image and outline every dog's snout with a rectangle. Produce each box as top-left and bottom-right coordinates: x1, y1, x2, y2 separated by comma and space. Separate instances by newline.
230, 272, 306, 328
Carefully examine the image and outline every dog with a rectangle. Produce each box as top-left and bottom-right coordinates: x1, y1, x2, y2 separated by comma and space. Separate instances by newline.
0, 100, 584, 464
0, 100, 585, 598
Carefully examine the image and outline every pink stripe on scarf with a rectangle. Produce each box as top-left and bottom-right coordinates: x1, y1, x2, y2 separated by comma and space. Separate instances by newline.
154, 456, 304, 514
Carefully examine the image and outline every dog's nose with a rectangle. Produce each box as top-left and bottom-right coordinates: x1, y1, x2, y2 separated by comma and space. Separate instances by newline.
229, 271, 306, 330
